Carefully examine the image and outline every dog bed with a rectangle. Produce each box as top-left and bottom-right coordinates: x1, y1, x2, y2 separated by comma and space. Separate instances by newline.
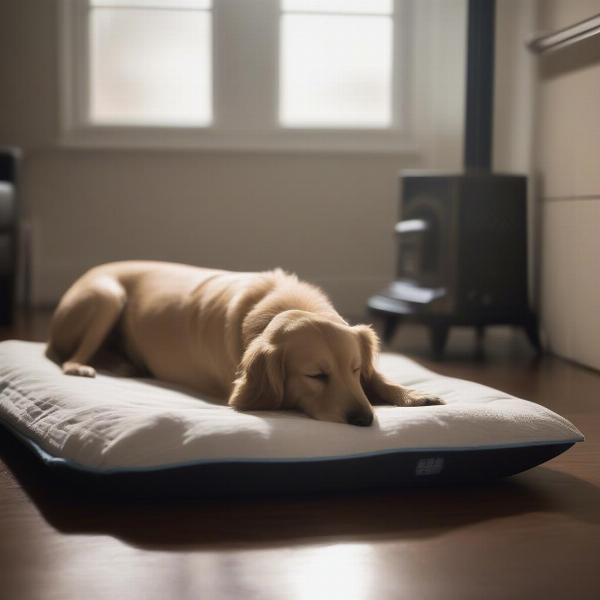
0, 340, 583, 497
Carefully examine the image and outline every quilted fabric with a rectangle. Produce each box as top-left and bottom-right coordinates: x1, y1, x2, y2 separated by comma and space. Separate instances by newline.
0, 341, 583, 472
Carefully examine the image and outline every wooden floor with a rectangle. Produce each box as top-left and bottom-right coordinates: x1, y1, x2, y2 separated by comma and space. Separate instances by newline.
1, 312, 599, 600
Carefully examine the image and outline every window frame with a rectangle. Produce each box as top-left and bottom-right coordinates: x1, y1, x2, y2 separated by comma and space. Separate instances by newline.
59, 0, 416, 153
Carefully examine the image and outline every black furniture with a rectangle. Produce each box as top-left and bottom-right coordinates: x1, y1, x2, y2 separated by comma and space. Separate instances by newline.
368, 0, 538, 357
368, 172, 539, 357
0, 148, 21, 326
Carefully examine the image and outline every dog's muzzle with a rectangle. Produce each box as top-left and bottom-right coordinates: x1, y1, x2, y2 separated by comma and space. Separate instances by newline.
346, 409, 374, 427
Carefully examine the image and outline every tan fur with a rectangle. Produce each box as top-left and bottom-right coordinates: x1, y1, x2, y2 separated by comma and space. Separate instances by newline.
47, 261, 442, 426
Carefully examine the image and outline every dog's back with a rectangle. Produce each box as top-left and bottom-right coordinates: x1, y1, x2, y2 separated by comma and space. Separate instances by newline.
47, 262, 341, 398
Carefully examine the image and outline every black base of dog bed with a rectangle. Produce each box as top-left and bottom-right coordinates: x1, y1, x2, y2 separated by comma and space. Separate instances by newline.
0, 421, 572, 499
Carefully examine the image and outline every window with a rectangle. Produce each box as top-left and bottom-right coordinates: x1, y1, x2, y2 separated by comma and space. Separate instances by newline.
280, 0, 393, 127
89, 0, 212, 126
60, 0, 410, 151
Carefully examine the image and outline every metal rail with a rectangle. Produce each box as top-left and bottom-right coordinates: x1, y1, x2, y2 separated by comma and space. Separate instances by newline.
528, 13, 600, 54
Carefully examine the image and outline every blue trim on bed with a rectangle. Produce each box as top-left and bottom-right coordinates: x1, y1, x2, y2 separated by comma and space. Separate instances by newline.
0, 413, 583, 475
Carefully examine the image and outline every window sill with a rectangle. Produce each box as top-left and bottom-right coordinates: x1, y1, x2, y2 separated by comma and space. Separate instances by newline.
59, 125, 420, 155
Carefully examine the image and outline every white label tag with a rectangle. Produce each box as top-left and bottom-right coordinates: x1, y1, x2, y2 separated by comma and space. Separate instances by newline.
415, 457, 444, 476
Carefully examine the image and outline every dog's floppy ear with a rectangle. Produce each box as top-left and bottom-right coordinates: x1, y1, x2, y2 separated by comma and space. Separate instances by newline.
228, 337, 284, 411
354, 324, 379, 380
354, 324, 406, 406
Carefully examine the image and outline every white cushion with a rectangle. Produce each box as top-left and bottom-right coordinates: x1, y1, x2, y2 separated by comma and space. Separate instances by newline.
0, 340, 582, 477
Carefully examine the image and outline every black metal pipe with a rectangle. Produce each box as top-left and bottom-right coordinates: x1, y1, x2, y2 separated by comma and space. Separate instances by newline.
464, 0, 495, 171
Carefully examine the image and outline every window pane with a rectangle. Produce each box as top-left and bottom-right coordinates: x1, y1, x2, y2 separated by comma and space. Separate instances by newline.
280, 15, 392, 127
283, 0, 392, 15
90, 8, 211, 125
91, 1, 211, 8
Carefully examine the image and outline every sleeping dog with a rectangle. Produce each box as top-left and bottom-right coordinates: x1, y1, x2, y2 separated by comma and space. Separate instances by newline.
47, 262, 442, 426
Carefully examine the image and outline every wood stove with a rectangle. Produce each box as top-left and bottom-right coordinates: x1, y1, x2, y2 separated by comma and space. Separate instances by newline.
367, 0, 539, 357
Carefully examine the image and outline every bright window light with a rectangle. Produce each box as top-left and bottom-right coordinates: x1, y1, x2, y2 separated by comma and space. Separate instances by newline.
91, 0, 211, 8
282, 0, 392, 15
89, 0, 212, 126
280, 1, 393, 128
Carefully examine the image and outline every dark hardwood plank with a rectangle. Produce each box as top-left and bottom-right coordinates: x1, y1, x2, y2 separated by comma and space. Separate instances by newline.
0, 313, 599, 599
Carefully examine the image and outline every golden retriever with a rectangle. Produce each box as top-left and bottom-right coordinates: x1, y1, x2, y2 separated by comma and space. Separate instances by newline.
47, 261, 442, 426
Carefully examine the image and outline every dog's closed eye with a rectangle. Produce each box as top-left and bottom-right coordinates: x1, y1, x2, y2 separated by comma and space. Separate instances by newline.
306, 373, 329, 382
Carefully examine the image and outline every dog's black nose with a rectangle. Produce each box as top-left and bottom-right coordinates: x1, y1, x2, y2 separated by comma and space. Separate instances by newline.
346, 410, 374, 427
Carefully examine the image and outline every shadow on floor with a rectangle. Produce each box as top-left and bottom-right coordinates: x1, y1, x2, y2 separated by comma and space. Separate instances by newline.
1, 427, 598, 552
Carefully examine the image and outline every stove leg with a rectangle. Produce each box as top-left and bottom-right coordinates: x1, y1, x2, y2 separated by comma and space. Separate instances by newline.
523, 316, 542, 354
475, 324, 485, 341
382, 315, 400, 345
430, 324, 449, 359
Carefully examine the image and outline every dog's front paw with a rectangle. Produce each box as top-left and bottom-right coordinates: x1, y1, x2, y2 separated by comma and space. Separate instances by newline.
404, 389, 445, 406
62, 362, 96, 378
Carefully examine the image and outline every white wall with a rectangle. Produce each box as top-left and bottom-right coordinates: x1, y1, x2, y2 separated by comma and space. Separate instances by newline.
493, 0, 600, 371
24, 148, 413, 315
534, 0, 600, 370
493, 0, 538, 304
494, 0, 537, 175
0, 0, 467, 317
412, 0, 467, 170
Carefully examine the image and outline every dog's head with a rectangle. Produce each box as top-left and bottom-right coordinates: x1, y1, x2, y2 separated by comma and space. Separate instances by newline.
228, 310, 398, 426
